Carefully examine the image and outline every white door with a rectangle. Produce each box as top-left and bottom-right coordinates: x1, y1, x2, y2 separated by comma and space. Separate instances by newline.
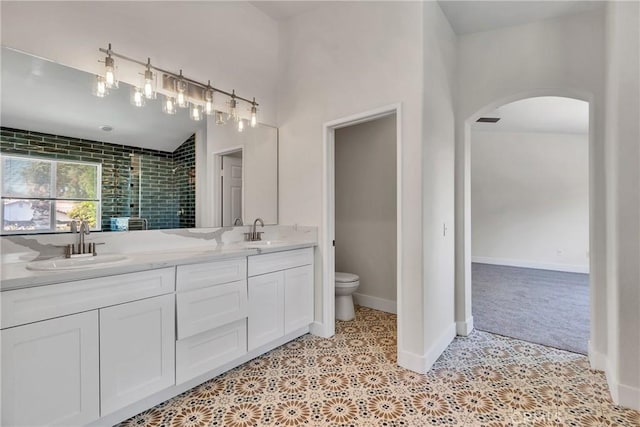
99, 294, 175, 415
1, 311, 100, 427
222, 154, 243, 226
248, 271, 284, 350
284, 264, 314, 334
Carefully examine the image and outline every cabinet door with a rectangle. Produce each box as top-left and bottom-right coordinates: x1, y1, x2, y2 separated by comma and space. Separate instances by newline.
1, 311, 99, 427
248, 271, 284, 351
100, 294, 175, 415
284, 264, 314, 334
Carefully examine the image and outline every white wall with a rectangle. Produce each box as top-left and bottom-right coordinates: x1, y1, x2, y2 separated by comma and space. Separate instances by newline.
604, 0, 640, 410
471, 130, 589, 273
278, 1, 457, 371
455, 9, 607, 360
277, 1, 426, 366
335, 115, 397, 309
421, 1, 458, 366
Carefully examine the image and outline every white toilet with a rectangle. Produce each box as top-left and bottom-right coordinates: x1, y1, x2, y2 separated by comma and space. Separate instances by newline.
335, 272, 360, 321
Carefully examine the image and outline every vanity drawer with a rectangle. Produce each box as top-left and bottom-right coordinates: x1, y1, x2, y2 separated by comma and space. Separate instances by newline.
248, 247, 313, 277
176, 280, 247, 340
176, 258, 246, 292
1, 268, 175, 329
176, 319, 247, 385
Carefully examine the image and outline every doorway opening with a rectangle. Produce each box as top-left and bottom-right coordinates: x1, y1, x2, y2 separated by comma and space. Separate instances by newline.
468, 96, 591, 354
213, 147, 243, 227
320, 103, 402, 354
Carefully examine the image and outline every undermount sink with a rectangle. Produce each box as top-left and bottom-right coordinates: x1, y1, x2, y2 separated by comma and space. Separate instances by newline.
26, 254, 128, 271
241, 240, 289, 249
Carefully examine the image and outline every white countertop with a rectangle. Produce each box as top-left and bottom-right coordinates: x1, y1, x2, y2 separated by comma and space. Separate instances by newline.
1, 241, 315, 292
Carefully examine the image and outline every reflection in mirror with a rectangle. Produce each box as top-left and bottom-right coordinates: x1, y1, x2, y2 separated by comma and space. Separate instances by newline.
0, 47, 204, 233
209, 122, 278, 227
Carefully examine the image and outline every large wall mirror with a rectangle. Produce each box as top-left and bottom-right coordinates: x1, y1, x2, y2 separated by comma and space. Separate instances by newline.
0, 47, 278, 234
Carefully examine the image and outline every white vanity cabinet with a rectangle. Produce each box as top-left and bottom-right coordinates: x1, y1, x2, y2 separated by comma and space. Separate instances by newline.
0, 268, 176, 426
247, 248, 314, 351
99, 294, 175, 415
175, 258, 248, 384
1, 311, 100, 427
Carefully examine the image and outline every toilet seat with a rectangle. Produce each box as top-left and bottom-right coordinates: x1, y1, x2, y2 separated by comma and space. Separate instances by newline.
335, 272, 359, 283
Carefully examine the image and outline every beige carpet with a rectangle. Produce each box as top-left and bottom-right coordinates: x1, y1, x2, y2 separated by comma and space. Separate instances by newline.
117, 306, 638, 426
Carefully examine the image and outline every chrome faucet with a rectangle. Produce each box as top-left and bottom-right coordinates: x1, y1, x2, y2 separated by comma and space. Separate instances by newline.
245, 218, 264, 241
233, 217, 244, 226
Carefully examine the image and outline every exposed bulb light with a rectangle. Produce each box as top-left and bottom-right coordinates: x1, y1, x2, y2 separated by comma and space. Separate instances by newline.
190, 103, 203, 121
204, 81, 214, 116
238, 119, 245, 132
163, 96, 177, 115
250, 98, 258, 128
176, 70, 188, 108
131, 87, 145, 107
228, 90, 238, 121
94, 75, 108, 97
143, 58, 155, 99
103, 43, 117, 89
215, 111, 226, 125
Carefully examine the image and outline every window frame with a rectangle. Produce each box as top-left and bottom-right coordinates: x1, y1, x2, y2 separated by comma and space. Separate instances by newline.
0, 154, 102, 234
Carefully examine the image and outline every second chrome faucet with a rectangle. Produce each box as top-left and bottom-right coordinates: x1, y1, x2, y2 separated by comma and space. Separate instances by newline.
245, 218, 264, 241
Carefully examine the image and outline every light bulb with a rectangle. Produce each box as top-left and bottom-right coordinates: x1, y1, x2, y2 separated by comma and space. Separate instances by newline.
204, 84, 214, 116
176, 70, 188, 108
143, 66, 155, 99
238, 119, 244, 132
104, 55, 117, 89
131, 87, 145, 107
229, 98, 238, 121
163, 96, 177, 115
250, 104, 258, 128
215, 111, 226, 125
190, 103, 202, 121
94, 75, 108, 97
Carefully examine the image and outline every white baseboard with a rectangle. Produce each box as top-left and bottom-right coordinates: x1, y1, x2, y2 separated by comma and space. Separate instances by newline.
309, 321, 332, 338
353, 293, 397, 314
588, 340, 607, 372
456, 316, 474, 336
472, 256, 589, 274
605, 360, 640, 411
397, 349, 429, 374
424, 323, 457, 372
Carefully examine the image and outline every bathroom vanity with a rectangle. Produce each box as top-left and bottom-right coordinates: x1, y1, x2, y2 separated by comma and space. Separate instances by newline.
0, 242, 315, 427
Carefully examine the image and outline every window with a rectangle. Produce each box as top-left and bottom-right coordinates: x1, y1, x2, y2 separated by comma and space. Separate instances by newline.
1, 155, 102, 234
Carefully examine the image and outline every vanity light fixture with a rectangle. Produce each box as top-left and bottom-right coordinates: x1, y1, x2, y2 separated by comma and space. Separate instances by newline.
176, 70, 188, 108
250, 98, 258, 128
94, 75, 108, 97
190, 103, 203, 121
228, 90, 238, 121
131, 87, 145, 107
142, 58, 156, 99
95, 43, 259, 131
102, 43, 118, 89
204, 81, 215, 116
163, 96, 177, 115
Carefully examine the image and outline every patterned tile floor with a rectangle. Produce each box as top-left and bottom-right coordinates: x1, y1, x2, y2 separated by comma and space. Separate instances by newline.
119, 307, 640, 426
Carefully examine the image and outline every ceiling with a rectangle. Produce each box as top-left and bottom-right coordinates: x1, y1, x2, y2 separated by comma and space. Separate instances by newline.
251, 1, 604, 33
471, 96, 589, 134
438, 1, 604, 34
1, 47, 204, 153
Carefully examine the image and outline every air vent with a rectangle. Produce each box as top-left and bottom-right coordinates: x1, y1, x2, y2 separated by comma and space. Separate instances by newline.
476, 117, 500, 123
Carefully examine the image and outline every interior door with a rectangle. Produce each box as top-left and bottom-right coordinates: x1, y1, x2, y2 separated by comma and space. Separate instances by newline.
221, 154, 243, 226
